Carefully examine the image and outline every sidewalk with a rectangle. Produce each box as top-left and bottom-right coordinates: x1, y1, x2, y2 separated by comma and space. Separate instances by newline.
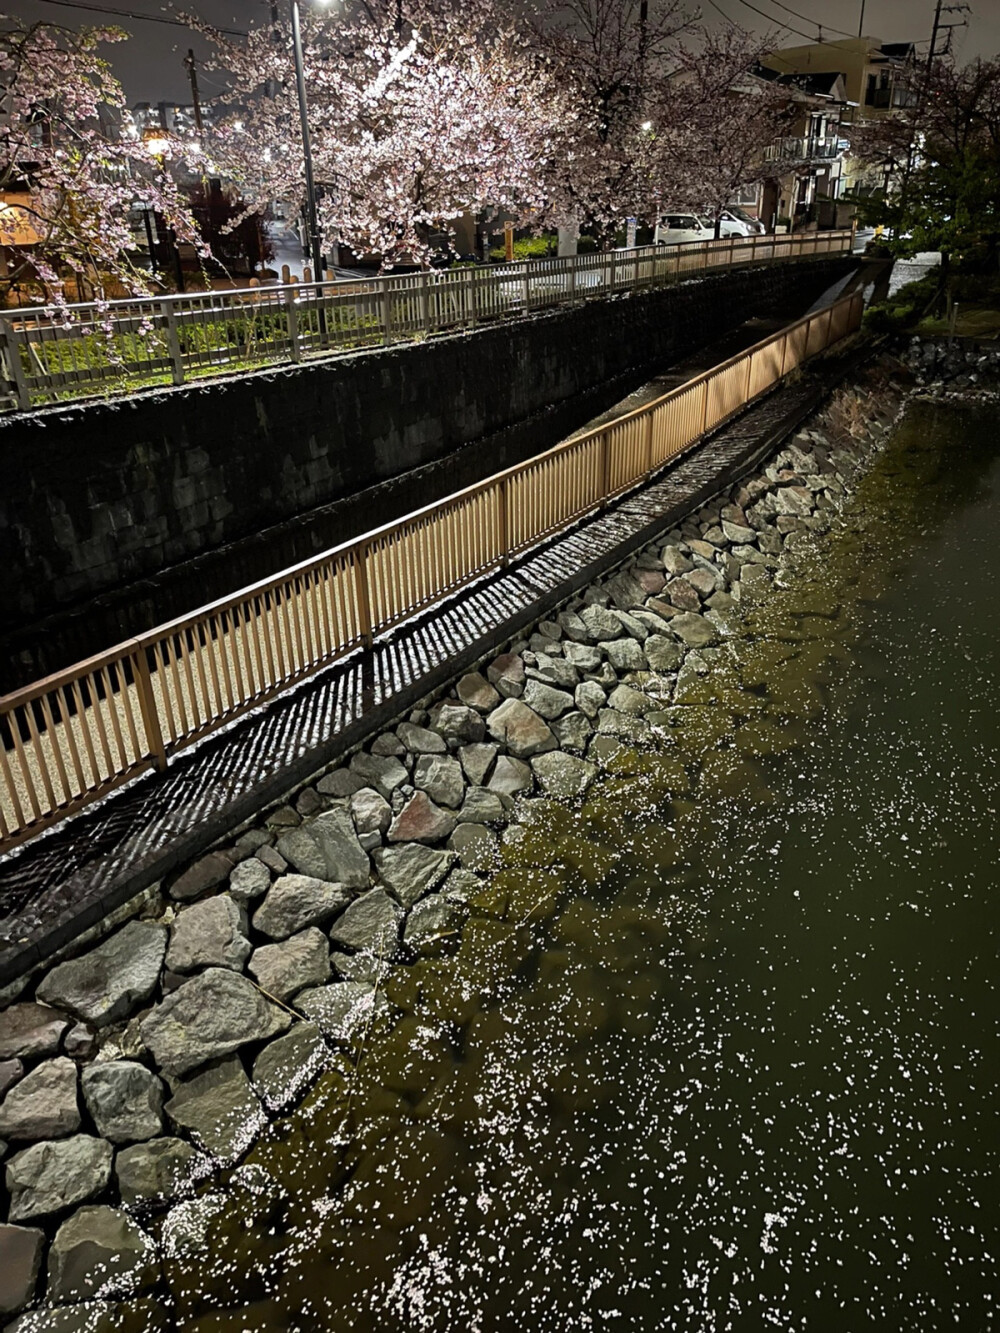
266, 221, 368, 282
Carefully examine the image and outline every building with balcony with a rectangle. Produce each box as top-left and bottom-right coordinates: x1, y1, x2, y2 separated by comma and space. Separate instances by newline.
761, 37, 917, 119
760, 38, 919, 199
754, 70, 850, 229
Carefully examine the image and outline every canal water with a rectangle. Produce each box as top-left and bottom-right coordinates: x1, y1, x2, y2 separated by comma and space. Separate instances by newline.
162, 398, 999, 1332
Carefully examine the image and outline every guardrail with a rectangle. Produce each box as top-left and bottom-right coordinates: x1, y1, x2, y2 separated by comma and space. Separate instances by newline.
0, 230, 855, 412
0, 289, 864, 855
764, 135, 842, 162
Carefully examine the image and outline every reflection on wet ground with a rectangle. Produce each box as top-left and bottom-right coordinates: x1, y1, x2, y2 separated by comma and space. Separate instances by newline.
153, 400, 999, 1332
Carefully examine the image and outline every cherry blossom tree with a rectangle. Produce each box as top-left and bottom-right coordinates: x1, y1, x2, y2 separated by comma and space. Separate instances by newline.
189, 0, 577, 269
528, 0, 695, 243
850, 56, 1000, 264
651, 23, 799, 237
0, 15, 204, 307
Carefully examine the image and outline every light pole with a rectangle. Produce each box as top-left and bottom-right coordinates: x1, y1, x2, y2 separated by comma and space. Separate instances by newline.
290, 0, 327, 282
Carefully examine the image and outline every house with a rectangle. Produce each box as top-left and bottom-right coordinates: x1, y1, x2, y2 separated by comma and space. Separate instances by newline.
753, 69, 850, 231
760, 37, 919, 200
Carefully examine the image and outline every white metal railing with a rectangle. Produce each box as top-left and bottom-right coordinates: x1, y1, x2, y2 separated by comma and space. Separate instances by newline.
765, 135, 842, 162
0, 230, 854, 412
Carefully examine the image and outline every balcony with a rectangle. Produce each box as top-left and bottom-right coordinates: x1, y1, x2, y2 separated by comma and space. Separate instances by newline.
764, 135, 842, 164
864, 87, 919, 111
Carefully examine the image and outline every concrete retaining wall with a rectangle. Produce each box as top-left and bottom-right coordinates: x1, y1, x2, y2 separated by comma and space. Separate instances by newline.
0, 258, 852, 689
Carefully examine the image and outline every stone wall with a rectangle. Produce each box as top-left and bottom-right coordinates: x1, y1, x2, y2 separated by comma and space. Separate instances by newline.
0, 258, 852, 689
0, 370, 900, 1324
899, 335, 1000, 391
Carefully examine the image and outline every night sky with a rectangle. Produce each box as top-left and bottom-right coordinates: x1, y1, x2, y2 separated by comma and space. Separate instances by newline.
5, 0, 1000, 104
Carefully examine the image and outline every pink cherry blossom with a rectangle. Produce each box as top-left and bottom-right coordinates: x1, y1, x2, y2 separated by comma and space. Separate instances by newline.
0, 14, 206, 310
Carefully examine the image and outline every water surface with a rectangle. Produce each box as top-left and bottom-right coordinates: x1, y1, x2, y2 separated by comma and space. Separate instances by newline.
163, 399, 1000, 1332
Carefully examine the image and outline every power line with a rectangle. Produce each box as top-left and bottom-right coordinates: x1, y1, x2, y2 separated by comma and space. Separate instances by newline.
760, 0, 855, 39
33, 0, 247, 37
730, 0, 821, 40
709, 0, 854, 43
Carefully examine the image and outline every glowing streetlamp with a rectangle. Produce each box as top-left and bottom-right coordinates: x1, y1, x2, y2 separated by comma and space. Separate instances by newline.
142, 129, 171, 158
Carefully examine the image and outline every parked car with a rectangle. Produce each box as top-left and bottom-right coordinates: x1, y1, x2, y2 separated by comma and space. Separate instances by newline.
718, 205, 766, 236
654, 214, 714, 245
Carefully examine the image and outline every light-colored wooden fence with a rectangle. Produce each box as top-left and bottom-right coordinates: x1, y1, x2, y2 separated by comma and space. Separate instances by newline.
0, 290, 864, 854
0, 230, 855, 412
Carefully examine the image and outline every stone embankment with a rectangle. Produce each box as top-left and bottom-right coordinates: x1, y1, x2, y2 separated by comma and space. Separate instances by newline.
901, 336, 1000, 395
0, 374, 901, 1329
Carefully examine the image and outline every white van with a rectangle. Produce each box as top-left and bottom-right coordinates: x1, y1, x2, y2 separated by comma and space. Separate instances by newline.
655, 207, 765, 243
717, 206, 765, 237
654, 214, 713, 245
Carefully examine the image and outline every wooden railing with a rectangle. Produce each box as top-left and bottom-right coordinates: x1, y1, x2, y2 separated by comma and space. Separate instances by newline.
0, 290, 864, 854
0, 229, 855, 412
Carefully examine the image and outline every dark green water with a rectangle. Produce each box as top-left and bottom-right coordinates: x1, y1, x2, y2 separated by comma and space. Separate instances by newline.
161, 400, 1000, 1332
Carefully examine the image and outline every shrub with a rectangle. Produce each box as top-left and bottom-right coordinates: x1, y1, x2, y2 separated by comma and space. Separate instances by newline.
489, 234, 558, 262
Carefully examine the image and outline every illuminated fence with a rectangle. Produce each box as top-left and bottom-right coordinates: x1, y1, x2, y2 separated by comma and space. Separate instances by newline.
0, 230, 855, 412
0, 290, 864, 853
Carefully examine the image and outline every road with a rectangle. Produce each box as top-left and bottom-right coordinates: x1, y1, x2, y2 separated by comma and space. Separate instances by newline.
266, 221, 368, 283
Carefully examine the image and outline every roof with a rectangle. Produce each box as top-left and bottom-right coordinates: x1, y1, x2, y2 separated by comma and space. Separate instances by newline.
758, 67, 847, 100
878, 42, 918, 62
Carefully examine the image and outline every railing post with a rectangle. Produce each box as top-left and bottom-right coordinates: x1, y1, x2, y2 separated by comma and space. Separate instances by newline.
354, 543, 374, 649
467, 268, 477, 328
779, 331, 789, 378
568, 255, 577, 301
744, 351, 754, 404
382, 282, 393, 345
420, 270, 431, 335
0, 320, 31, 411
644, 407, 655, 477
522, 263, 531, 313
284, 288, 301, 362
700, 378, 710, 435
498, 476, 510, 566
133, 645, 167, 771
600, 430, 612, 506
159, 301, 184, 386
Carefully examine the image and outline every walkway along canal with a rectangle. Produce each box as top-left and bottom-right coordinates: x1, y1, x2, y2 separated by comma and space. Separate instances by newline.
1, 375, 998, 1329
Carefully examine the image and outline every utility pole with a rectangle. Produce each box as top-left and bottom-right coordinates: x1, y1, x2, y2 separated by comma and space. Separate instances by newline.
857, 0, 865, 38
638, 0, 648, 105
926, 0, 971, 74
895, 1, 969, 229
290, 0, 324, 286
926, 0, 944, 75
183, 50, 204, 136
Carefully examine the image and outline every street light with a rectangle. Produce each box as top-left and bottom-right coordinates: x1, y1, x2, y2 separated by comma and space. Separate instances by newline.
143, 130, 171, 158
290, 0, 330, 283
